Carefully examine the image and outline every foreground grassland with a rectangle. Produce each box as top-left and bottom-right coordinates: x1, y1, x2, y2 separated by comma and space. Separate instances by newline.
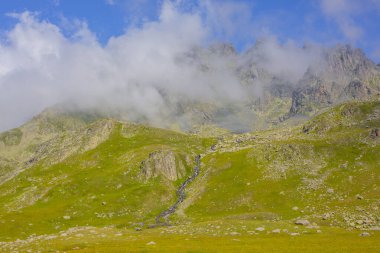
0, 222, 379, 252
0, 100, 379, 252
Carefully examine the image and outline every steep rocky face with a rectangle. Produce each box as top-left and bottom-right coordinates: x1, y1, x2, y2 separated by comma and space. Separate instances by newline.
290, 82, 332, 115
140, 150, 187, 181
323, 45, 377, 81
289, 45, 380, 115
343, 80, 372, 99
209, 42, 237, 57
290, 73, 332, 115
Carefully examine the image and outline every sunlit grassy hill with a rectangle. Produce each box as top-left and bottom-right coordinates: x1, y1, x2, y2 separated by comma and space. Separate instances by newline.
0, 100, 379, 252
182, 100, 380, 228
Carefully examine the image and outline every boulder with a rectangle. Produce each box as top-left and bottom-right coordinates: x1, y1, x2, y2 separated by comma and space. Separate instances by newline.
295, 220, 310, 226
359, 232, 370, 237
356, 194, 364, 200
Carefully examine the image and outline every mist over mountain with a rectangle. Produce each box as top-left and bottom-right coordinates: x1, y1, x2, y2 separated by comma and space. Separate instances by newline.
0, 2, 379, 132
1, 2, 380, 251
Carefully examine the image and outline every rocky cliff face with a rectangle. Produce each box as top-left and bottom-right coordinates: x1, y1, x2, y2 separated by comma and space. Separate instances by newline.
290, 45, 380, 115
323, 45, 377, 81
343, 80, 372, 99
140, 150, 187, 181
171, 43, 379, 132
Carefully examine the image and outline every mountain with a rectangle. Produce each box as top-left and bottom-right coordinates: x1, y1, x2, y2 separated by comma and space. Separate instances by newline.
163, 43, 380, 132
0, 42, 379, 252
290, 45, 380, 115
0, 99, 379, 252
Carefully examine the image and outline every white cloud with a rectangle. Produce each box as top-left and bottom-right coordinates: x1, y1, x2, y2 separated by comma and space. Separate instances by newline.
105, 0, 115, 5
200, 0, 253, 41
320, 0, 363, 41
0, 3, 247, 131
248, 37, 323, 83
0, 1, 331, 131
319, 0, 380, 41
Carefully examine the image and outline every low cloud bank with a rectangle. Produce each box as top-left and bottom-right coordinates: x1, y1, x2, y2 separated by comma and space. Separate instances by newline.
0, 1, 325, 131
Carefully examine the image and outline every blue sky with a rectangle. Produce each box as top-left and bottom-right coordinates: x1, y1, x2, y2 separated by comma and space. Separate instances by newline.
0, 0, 380, 61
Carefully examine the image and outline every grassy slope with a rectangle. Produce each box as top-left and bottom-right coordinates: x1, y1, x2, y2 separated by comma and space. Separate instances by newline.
184, 100, 380, 226
0, 122, 214, 240
0, 100, 379, 252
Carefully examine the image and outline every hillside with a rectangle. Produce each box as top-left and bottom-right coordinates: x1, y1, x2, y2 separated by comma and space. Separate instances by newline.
0, 99, 379, 252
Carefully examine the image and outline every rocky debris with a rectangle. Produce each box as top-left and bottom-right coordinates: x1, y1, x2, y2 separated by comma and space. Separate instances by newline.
359, 232, 371, 237
63, 216, 71, 220
292, 206, 299, 211
272, 229, 281, 234
322, 213, 331, 220
230, 232, 240, 236
141, 150, 186, 181
135, 227, 142, 231
255, 227, 265, 232
290, 232, 300, 236
295, 220, 310, 226
331, 207, 380, 229
146, 241, 156, 245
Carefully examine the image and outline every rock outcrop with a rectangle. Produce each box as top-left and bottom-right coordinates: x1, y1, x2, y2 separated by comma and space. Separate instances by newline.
343, 80, 372, 99
141, 150, 186, 181
289, 45, 380, 115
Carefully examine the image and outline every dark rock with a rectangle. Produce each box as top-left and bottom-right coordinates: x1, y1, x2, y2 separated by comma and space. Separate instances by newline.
290, 81, 332, 115
356, 194, 364, 200
209, 43, 237, 57
370, 128, 379, 138
343, 80, 372, 99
